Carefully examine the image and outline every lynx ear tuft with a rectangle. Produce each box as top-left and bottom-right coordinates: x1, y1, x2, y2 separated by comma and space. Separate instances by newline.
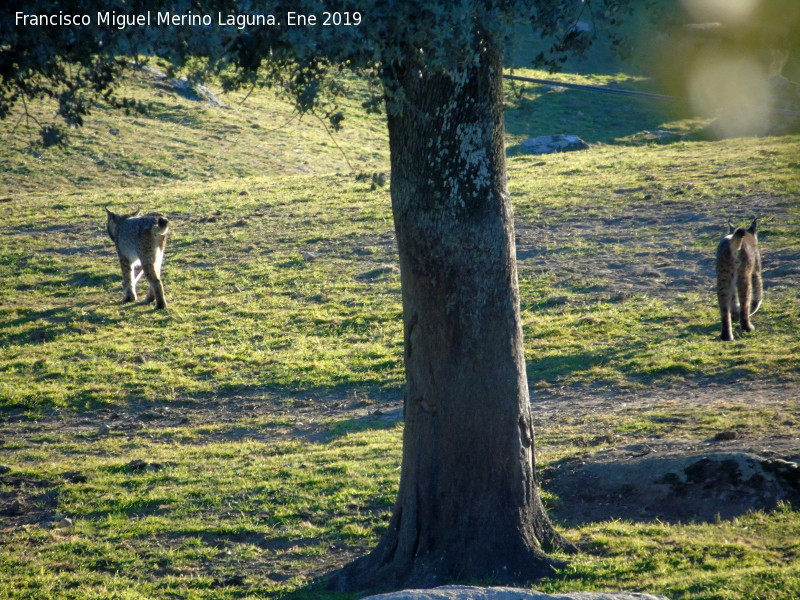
727, 220, 735, 234
748, 217, 759, 234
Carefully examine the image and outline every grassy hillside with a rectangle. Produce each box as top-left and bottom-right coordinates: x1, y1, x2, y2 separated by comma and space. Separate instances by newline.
1, 61, 799, 600
0, 67, 389, 196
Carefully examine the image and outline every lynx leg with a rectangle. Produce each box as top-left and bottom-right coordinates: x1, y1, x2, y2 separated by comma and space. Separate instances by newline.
119, 256, 139, 303
144, 248, 165, 303
737, 271, 755, 333
142, 262, 167, 309
719, 303, 734, 341
144, 265, 156, 303
717, 282, 735, 341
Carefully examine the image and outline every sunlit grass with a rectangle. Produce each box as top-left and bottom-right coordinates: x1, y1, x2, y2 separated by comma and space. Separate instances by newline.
1, 56, 799, 600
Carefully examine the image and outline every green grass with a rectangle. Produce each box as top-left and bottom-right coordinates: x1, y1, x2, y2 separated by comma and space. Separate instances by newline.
1, 59, 800, 599
508, 135, 800, 390
542, 506, 800, 600
0, 175, 404, 411
0, 425, 401, 599
0, 68, 388, 196
2, 137, 798, 412
534, 400, 800, 466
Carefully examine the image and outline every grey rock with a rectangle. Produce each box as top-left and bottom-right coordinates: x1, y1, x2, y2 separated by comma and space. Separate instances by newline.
168, 77, 228, 108
640, 130, 682, 142
138, 64, 168, 79
361, 586, 670, 600
134, 63, 227, 108
53, 517, 74, 528
519, 135, 590, 155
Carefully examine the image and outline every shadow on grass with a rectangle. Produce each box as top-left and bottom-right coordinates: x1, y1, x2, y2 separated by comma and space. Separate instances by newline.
0, 304, 124, 346
209, 383, 403, 444
502, 26, 698, 146
504, 85, 684, 147
309, 407, 403, 444
135, 95, 209, 128
63, 269, 117, 289
526, 321, 732, 388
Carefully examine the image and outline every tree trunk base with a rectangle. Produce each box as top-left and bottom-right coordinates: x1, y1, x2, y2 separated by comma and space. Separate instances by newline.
328, 527, 574, 593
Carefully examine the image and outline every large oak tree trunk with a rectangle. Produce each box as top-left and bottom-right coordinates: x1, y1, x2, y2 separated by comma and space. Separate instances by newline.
332, 44, 570, 591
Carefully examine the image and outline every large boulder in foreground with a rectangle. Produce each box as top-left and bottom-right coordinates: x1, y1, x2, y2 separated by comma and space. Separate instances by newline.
361, 586, 670, 600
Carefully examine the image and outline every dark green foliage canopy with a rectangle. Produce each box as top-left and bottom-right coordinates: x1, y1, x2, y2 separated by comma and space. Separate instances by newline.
1, 0, 641, 144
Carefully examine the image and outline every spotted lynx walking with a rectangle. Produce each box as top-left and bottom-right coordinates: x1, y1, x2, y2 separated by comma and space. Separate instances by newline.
716, 218, 762, 341
105, 208, 170, 310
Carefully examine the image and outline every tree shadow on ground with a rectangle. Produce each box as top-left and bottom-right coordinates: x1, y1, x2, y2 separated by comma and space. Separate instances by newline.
524, 323, 723, 389
0, 304, 124, 347
502, 24, 702, 146
40, 383, 406, 447
63, 268, 117, 289
504, 85, 684, 147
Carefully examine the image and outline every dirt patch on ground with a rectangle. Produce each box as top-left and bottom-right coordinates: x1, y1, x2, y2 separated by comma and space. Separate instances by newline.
532, 381, 800, 524
2, 380, 798, 530
530, 380, 800, 423
514, 193, 800, 300
544, 441, 800, 524
0, 473, 60, 532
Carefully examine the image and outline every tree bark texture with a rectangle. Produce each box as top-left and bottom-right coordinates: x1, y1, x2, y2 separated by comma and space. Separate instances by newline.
333, 44, 568, 591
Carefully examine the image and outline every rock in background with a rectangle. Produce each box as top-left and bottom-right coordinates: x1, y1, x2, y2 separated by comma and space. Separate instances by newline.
517, 135, 591, 155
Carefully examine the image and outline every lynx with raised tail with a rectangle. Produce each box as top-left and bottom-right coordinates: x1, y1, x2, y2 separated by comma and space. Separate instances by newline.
716, 218, 762, 341
105, 208, 170, 310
